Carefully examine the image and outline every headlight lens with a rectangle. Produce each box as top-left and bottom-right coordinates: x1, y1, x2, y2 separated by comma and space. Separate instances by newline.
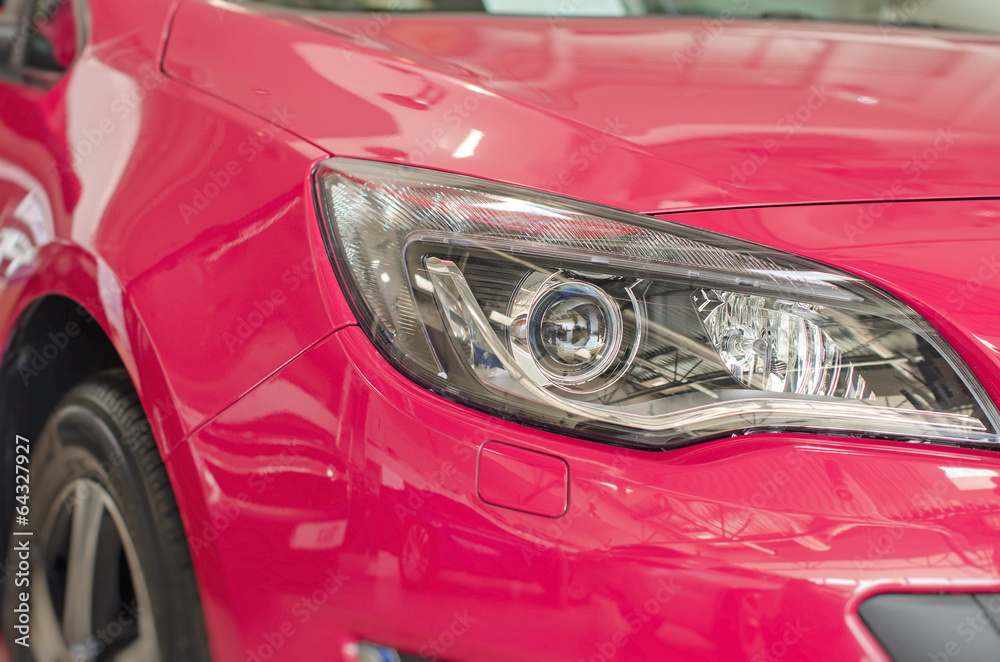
315, 158, 999, 449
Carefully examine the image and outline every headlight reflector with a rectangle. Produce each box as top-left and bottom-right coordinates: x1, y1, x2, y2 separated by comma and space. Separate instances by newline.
696, 289, 872, 399
315, 158, 999, 449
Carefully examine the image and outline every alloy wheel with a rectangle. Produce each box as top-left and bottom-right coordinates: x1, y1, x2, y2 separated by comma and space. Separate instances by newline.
31, 479, 159, 662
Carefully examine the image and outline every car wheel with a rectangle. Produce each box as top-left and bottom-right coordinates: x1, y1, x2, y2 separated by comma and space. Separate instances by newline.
2, 370, 210, 661
399, 521, 437, 588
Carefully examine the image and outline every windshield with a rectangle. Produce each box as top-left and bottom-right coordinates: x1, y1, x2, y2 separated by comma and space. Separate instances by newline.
256, 0, 1000, 36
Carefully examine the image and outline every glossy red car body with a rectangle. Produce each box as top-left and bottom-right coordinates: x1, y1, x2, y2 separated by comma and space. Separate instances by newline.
3, 1, 1000, 660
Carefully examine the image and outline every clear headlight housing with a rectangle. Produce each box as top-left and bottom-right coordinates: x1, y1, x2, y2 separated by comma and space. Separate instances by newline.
314, 158, 999, 449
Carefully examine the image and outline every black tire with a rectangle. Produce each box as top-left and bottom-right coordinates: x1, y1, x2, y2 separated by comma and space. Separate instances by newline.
2, 370, 210, 661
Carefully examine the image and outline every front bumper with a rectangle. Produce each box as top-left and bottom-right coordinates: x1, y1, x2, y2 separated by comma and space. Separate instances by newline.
167, 325, 1000, 662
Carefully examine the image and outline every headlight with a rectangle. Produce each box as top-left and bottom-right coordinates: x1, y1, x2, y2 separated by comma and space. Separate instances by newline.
314, 158, 999, 449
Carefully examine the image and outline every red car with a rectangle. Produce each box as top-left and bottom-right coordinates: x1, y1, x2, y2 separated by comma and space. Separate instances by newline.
2, 0, 1000, 660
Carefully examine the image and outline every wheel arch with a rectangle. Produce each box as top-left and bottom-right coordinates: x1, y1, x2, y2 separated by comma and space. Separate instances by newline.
0, 246, 191, 591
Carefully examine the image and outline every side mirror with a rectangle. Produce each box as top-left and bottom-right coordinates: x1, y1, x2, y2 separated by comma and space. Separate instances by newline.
25, 0, 77, 72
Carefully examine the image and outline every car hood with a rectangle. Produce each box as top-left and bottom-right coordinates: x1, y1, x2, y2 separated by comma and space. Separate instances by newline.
163, 4, 1000, 213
